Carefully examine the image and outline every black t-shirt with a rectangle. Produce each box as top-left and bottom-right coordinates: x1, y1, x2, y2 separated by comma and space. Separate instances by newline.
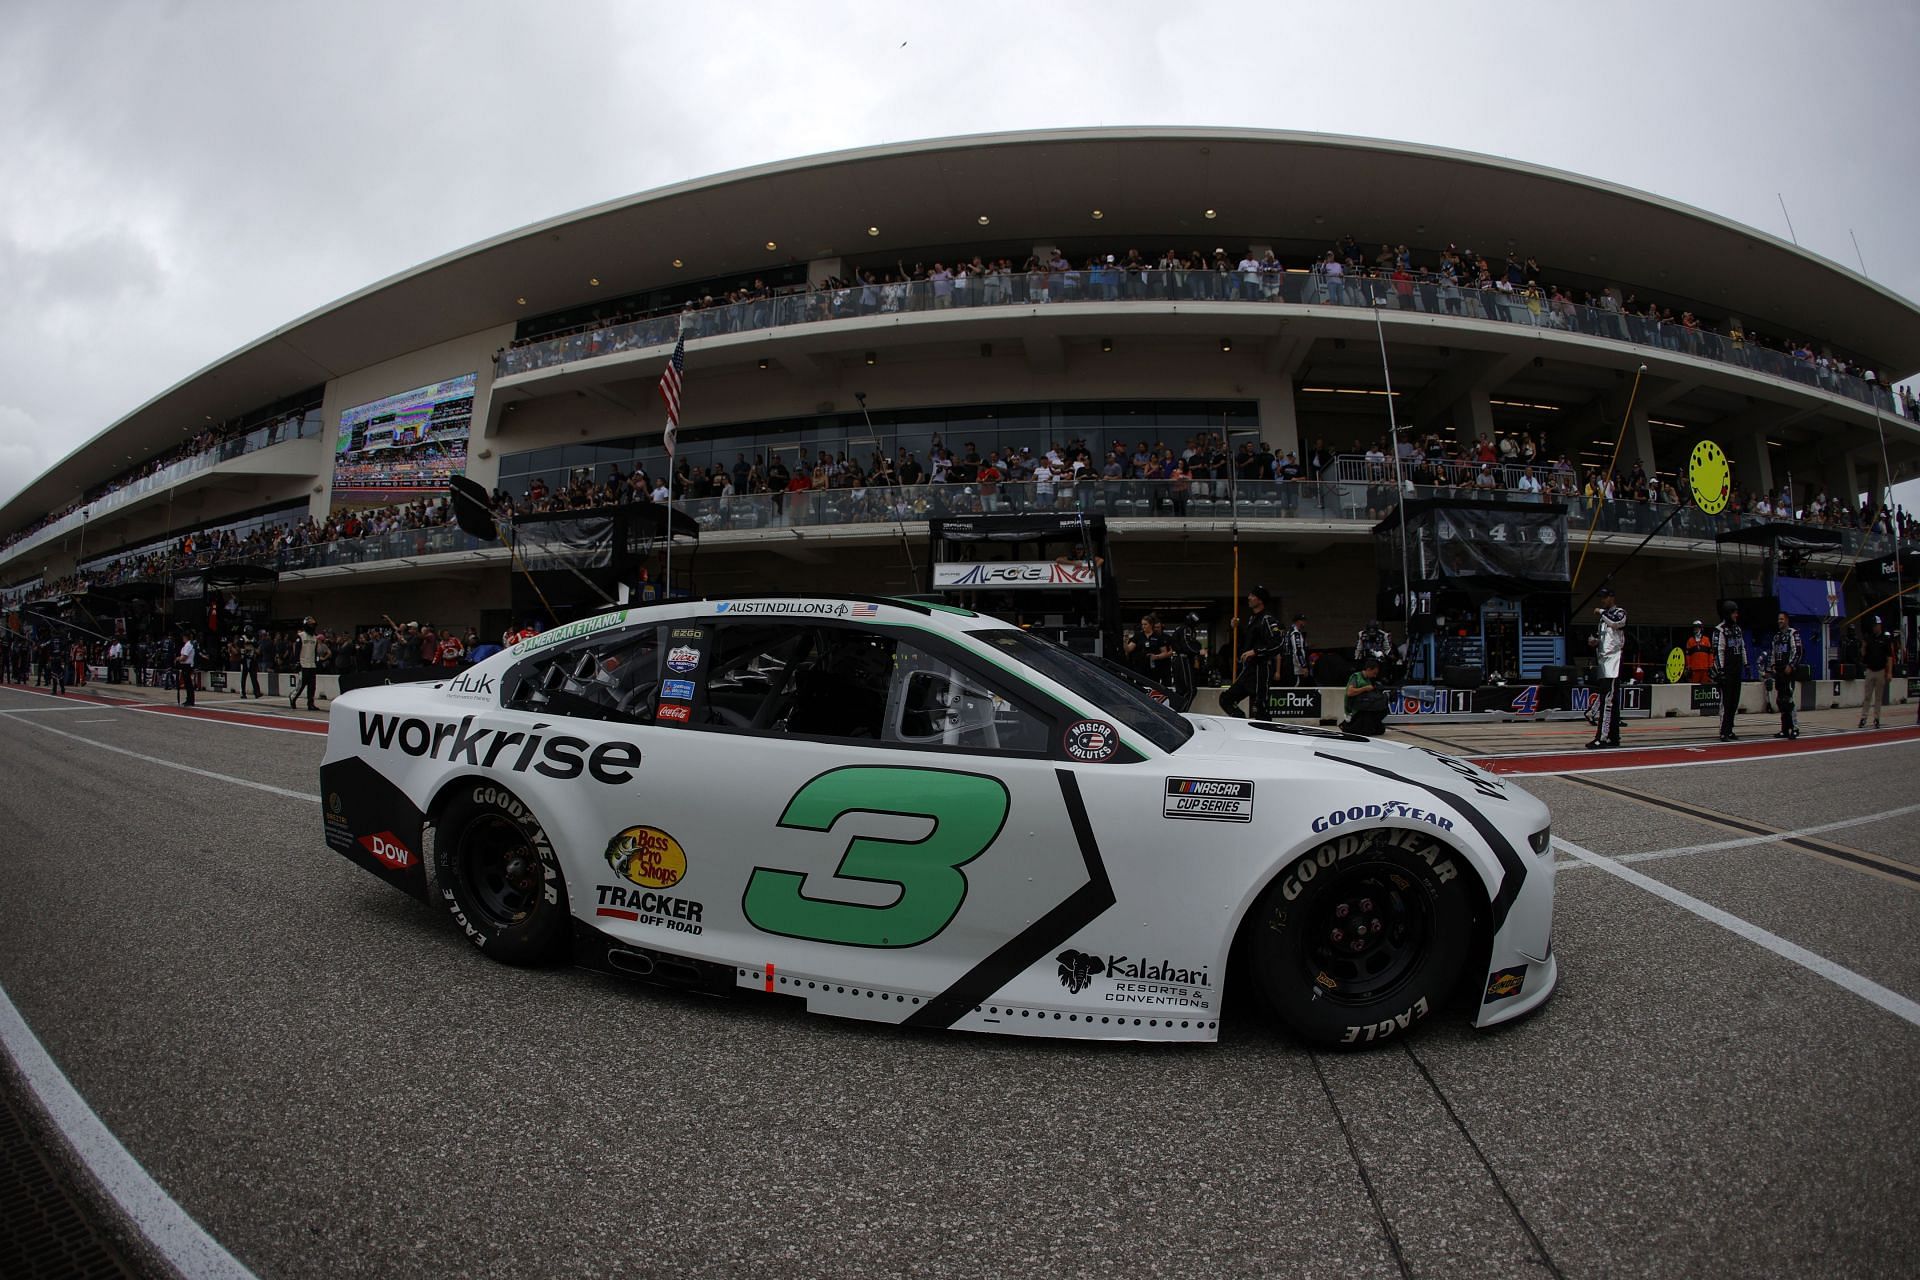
1863, 635, 1893, 669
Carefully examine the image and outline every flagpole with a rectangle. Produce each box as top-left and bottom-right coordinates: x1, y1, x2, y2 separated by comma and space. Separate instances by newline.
660, 316, 687, 604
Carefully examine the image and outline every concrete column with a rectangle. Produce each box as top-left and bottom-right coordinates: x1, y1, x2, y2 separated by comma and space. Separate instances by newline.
1256, 382, 1301, 457
807, 258, 844, 287
1627, 404, 1657, 479
1455, 387, 1494, 448
1722, 429, 1773, 502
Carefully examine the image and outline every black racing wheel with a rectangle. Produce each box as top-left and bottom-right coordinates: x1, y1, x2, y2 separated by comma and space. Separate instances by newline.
431, 784, 570, 965
1247, 829, 1472, 1048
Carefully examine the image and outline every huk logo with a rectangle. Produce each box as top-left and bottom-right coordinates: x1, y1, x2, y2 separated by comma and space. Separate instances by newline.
448, 671, 495, 696
1056, 949, 1105, 994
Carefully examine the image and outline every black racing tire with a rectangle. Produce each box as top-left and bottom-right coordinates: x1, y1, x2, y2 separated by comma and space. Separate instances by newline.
431, 783, 570, 966
1248, 828, 1472, 1049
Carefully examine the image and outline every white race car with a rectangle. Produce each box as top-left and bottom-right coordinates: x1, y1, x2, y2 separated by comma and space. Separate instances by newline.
320, 596, 1556, 1046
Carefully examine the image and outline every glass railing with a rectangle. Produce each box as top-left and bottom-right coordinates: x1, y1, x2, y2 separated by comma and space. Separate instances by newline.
495, 271, 1898, 412
38, 480, 1909, 595
0, 414, 323, 566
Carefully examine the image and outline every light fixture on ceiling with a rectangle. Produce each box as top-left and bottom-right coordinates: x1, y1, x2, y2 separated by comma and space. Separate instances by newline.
671, 258, 683, 268
867, 226, 879, 236
1220, 338, 1232, 352
516, 296, 527, 305
1091, 209, 1103, 220
1203, 209, 1217, 219
765, 241, 777, 251
864, 351, 877, 366
1101, 337, 1113, 353
589, 277, 599, 286
977, 215, 990, 225
477, 448, 492, 460
758, 358, 769, 370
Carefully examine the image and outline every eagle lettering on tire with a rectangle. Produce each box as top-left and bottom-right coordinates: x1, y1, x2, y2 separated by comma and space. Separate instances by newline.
431, 784, 570, 965
1249, 829, 1471, 1048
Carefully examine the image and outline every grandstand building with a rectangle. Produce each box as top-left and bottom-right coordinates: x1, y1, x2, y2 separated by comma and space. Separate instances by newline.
4, 128, 1917, 680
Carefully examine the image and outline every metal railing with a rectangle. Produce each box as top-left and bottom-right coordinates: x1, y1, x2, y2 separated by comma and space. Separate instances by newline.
496, 270, 1896, 412
1, 414, 322, 566
26, 478, 1909, 598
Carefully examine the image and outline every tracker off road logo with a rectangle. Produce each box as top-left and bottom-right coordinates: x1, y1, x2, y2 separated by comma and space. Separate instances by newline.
1056, 949, 1105, 994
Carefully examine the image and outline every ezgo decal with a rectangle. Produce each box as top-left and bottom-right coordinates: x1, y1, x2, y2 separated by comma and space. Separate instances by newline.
605, 825, 687, 889
1063, 719, 1118, 762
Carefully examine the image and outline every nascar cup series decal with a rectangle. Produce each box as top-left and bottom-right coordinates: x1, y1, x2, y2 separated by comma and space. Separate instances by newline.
1063, 719, 1118, 762
1163, 778, 1255, 822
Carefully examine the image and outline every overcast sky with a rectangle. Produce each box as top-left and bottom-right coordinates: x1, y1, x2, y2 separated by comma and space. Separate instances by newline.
2, 0, 1916, 513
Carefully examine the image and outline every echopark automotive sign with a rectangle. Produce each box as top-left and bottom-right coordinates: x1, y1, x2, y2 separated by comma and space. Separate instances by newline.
932, 560, 1099, 589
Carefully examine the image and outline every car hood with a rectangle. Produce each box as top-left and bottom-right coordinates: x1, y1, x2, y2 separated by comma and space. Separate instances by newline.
1178, 715, 1525, 807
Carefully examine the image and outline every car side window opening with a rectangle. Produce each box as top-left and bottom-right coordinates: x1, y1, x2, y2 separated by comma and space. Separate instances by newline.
503, 624, 662, 723
705, 621, 1054, 752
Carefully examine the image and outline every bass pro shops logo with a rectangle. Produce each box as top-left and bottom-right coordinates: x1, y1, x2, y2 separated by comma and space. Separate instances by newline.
604, 825, 687, 889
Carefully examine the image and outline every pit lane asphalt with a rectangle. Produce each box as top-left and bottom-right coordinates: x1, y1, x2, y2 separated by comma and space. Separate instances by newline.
1, 685, 1916, 1278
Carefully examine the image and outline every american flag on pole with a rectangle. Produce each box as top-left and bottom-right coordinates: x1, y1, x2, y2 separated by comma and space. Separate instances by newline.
658, 330, 686, 457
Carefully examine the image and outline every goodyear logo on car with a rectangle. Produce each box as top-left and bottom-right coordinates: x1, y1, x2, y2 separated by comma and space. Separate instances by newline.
1163, 777, 1254, 822
510, 610, 629, 655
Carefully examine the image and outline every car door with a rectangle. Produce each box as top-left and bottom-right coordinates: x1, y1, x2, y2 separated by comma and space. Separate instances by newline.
602, 615, 1109, 1026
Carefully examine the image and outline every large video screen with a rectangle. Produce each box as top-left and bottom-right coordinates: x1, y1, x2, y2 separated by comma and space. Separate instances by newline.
331, 372, 476, 503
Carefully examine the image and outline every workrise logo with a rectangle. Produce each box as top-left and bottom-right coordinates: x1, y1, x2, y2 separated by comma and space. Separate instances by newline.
356, 712, 642, 784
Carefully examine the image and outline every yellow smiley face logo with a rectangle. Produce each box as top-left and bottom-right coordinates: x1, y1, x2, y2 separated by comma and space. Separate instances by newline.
1666, 647, 1686, 683
1689, 441, 1730, 515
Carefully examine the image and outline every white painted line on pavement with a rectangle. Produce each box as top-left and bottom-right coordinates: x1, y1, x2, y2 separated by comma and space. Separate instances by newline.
0, 983, 259, 1280
1558, 802, 1920, 870
0, 712, 321, 803
0, 703, 129, 714
1553, 836, 1920, 1029
75, 718, 117, 724
1618, 803, 1920, 865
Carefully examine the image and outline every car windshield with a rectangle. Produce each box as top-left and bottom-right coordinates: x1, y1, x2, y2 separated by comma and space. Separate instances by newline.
970, 626, 1194, 753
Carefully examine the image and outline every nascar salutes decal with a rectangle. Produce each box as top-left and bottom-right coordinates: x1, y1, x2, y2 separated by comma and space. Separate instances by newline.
1063, 719, 1118, 762
1164, 777, 1254, 822
665, 646, 700, 674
